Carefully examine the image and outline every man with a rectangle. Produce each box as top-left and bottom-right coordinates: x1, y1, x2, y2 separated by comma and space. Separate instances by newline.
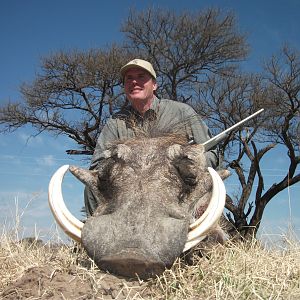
85, 59, 218, 216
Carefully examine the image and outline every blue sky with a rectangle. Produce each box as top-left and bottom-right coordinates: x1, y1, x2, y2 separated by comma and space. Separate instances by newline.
1, 0, 299, 243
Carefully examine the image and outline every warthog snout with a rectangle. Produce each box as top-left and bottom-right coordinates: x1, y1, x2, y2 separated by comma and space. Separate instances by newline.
81, 205, 189, 278
99, 251, 165, 278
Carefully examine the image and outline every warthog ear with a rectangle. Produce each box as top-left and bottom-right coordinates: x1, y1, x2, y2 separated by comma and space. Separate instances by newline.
69, 166, 98, 186
69, 166, 102, 200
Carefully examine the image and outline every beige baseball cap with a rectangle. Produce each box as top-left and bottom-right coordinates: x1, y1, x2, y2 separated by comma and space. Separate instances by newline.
120, 59, 156, 80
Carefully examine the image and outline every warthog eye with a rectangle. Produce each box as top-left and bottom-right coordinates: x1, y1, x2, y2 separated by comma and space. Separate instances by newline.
183, 176, 197, 186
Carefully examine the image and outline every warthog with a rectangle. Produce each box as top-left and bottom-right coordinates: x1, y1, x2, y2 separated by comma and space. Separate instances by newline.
49, 134, 229, 278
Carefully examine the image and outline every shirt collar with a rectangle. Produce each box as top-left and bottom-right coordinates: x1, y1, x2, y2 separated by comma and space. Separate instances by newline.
149, 96, 160, 112
126, 96, 160, 116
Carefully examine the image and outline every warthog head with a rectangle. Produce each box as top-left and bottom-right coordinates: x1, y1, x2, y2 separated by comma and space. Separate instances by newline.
49, 135, 229, 278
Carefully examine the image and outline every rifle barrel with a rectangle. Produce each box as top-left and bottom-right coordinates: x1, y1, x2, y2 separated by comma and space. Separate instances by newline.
203, 108, 264, 151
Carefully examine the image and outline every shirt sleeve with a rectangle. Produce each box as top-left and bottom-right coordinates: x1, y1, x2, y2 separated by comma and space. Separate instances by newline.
89, 119, 119, 170
183, 105, 219, 169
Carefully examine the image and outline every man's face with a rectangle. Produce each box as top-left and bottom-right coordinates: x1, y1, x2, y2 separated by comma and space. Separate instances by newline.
124, 68, 157, 105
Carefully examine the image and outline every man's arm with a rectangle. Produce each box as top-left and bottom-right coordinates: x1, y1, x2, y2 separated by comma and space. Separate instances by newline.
183, 106, 219, 169
90, 119, 119, 170
85, 119, 120, 217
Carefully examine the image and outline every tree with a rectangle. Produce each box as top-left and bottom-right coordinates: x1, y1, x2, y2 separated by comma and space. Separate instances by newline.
247, 46, 300, 235
191, 72, 267, 237
0, 46, 134, 154
122, 8, 248, 102
194, 46, 300, 238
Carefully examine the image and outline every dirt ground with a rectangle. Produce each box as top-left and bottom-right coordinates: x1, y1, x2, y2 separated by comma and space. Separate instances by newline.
1, 265, 154, 299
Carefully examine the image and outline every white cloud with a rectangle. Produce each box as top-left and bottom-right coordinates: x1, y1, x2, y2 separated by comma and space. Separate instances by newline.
36, 155, 56, 167
0, 154, 22, 166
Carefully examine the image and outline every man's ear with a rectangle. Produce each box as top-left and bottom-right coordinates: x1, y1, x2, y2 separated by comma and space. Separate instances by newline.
152, 79, 158, 91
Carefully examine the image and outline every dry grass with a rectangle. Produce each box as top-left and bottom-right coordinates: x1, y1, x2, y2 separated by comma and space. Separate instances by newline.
0, 220, 299, 299
151, 239, 300, 299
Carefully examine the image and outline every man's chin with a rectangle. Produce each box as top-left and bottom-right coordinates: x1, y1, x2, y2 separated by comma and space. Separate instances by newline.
128, 94, 143, 102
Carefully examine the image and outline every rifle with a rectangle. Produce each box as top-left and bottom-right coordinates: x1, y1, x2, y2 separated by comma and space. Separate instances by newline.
200, 108, 264, 151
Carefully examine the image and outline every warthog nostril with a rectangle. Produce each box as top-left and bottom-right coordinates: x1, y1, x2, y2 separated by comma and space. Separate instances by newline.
99, 251, 165, 279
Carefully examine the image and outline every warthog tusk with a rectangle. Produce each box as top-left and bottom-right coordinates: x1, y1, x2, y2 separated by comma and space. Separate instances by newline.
183, 167, 226, 252
48, 165, 83, 242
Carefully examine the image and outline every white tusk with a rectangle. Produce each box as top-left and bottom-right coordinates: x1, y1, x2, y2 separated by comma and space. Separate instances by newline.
48, 165, 83, 242
183, 167, 226, 252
